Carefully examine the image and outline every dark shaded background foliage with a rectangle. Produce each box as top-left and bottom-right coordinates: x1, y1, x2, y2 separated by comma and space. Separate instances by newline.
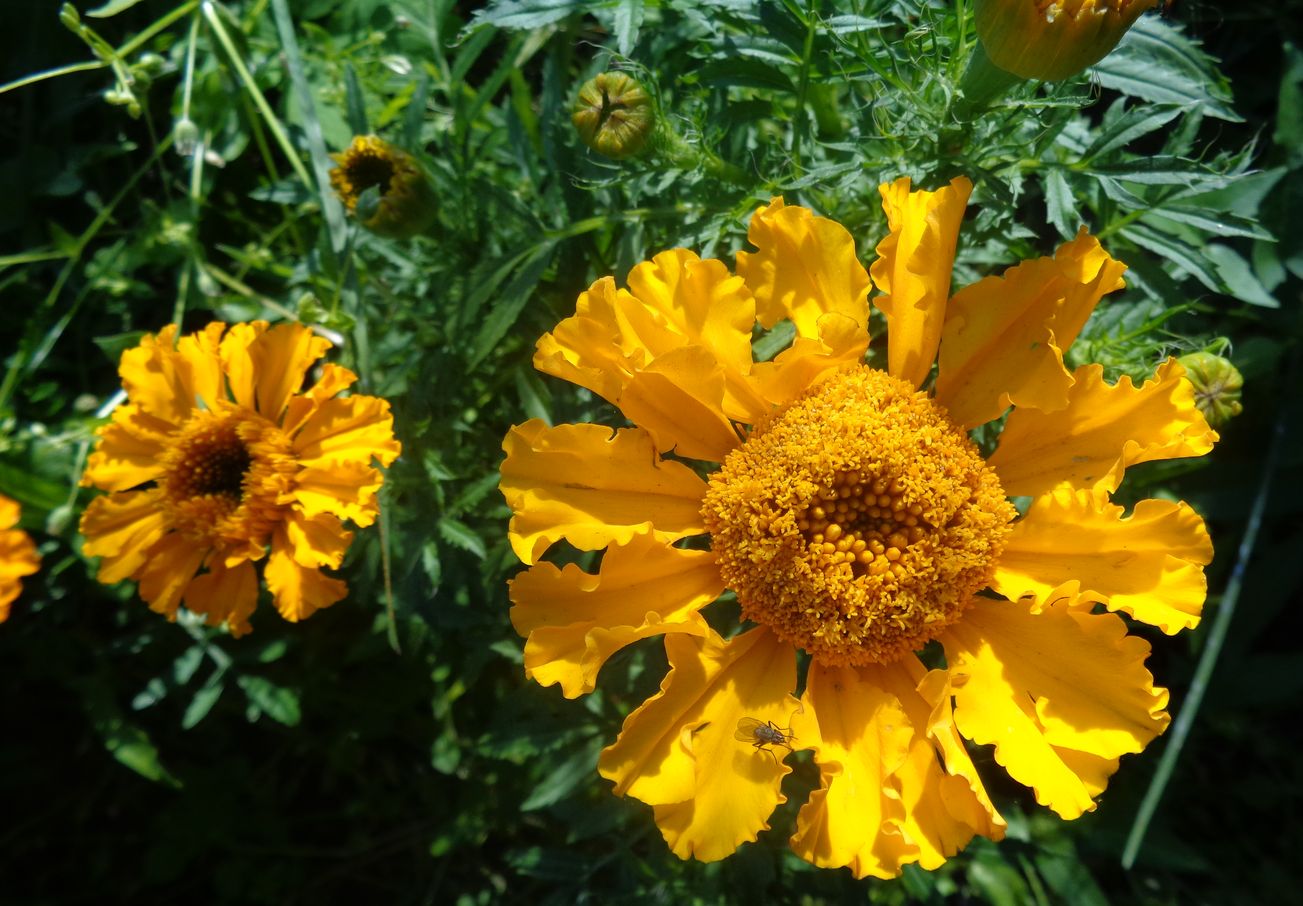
1, 1, 1302, 903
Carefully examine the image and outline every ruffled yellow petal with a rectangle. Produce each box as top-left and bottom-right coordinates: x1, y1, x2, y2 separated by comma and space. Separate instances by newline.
625, 248, 757, 380
883, 662, 1006, 870
618, 346, 743, 461
293, 460, 384, 528
248, 322, 333, 421
174, 321, 228, 411
183, 558, 260, 637
736, 198, 871, 340
500, 420, 709, 565
988, 358, 1218, 496
117, 324, 194, 427
942, 597, 1169, 819
283, 511, 353, 570
870, 176, 972, 389
136, 532, 205, 619
509, 531, 724, 697
218, 321, 268, 412
535, 251, 768, 427
994, 485, 1213, 634
749, 314, 868, 408
80, 404, 173, 492
291, 396, 402, 469
598, 628, 800, 861
934, 229, 1127, 429
788, 660, 916, 878
265, 527, 349, 622
281, 363, 359, 436
80, 490, 169, 583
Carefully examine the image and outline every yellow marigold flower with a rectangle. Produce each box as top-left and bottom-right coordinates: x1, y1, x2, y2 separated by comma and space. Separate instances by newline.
1, 495, 41, 622
80, 321, 401, 637
974, 0, 1159, 81
499, 176, 1219, 875
329, 135, 437, 239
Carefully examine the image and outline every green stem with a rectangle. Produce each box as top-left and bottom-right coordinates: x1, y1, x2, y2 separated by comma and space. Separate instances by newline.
955, 41, 1022, 119
0, 61, 105, 97
791, 0, 820, 170
655, 126, 747, 186
1121, 340, 1298, 868
202, 0, 312, 187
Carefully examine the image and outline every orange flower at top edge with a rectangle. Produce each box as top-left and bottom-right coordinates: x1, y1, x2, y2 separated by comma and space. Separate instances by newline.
80, 321, 401, 637
0, 494, 41, 622
499, 176, 1217, 876
974, 0, 1160, 81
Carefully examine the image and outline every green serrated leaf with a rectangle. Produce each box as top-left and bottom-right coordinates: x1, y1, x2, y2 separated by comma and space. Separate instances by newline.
82, 682, 182, 787
438, 516, 487, 559
1204, 244, 1280, 308
402, 71, 429, 151
613, 0, 644, 56
466, 0, 582, 32
182, 681, 224, 730
697, 58, 795, 92
237, 675, 301, 726
468, 244, 553, 367
343, 63, 368, 136
1043, 169, 1076, 239
449, 471, 504, 518
521, 739, 600, 811
1093, 16, 1240, 122
1118, 223, 1221, 291
1082, 104, 1182, 162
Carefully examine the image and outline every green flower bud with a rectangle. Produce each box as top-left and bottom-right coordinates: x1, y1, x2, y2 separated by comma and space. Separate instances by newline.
59, 3, 80, 32
173, 116, 200, 157
1178, 351, 1244, 429
572, 72, 654, 159
328, 135, 437, 240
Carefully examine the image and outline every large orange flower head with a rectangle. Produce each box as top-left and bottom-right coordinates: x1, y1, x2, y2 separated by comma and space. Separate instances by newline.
1, 494, 41, 622
80, 321, 401, 637
499, 177, 1218, 876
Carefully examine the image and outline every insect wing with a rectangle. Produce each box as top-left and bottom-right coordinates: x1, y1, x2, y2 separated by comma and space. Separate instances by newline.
734, 717, 765, 742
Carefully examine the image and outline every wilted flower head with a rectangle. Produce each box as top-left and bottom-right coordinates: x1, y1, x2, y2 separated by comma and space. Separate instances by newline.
572, 72, 655, 159
1178, 351, 1243, 428
975, 0, 1159, 81
0, 495, 40, 622
499, 176, 1217, 875
80, 321, 401, 636
329, 135, 437, 239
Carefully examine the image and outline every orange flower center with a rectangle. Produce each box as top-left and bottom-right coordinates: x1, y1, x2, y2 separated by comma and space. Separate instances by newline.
702, 365, 1015, 666
158, 406, 298, 554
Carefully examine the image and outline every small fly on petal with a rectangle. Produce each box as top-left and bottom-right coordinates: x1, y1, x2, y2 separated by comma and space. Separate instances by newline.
735, 717, 794, 764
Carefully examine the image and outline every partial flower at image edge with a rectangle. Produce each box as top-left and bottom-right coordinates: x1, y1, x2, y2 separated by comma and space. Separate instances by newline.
0, 494, 41, 622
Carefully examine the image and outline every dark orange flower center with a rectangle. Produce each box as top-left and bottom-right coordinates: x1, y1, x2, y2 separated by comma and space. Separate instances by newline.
158, 406, 298, 553
345, 149, 395, 198
702, 365, 1015, 666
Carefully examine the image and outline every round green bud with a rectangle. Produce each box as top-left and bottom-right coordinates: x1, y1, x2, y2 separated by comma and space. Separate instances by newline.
572, 72, 654, 160
1178, 351, 1244, 429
